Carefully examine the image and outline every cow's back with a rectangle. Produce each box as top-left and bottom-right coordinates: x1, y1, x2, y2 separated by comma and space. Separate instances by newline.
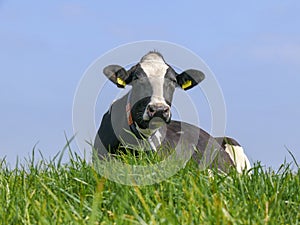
152, 120, 235, 172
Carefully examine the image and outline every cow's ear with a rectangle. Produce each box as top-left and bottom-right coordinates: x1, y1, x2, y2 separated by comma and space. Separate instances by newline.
103, 65, 130, 88
176, 69, 205, 91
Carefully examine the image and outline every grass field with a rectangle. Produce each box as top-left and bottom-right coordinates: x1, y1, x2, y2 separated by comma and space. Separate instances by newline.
0, 147, 299, 225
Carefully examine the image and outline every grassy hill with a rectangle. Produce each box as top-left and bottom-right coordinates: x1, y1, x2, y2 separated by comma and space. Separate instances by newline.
0, 149, 299, 225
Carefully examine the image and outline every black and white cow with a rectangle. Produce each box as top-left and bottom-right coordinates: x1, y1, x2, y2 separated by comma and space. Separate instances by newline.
94, 51, 251, 173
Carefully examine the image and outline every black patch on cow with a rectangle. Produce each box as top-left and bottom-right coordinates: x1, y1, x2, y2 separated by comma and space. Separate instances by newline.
127, 64, 148, 83
95, 111, 120, 154
131, 97, 152, 129
163, 67, 177, 106
215, 137, 241, 148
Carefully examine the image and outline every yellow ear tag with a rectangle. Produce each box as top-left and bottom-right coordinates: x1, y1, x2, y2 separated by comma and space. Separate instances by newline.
117, 77, 126, 87
181, 80, 192, 90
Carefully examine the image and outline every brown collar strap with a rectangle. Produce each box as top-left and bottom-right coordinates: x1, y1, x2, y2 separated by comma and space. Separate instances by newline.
126, 92, 144, 139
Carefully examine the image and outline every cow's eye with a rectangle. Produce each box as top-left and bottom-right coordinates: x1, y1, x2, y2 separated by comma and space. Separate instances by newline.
135, 76, 148, 84
167, 78, 177, 85
132, 72, 146, 80
138, 75, 146, 80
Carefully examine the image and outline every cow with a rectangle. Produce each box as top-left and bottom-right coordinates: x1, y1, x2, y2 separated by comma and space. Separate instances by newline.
94, 51, 251, 173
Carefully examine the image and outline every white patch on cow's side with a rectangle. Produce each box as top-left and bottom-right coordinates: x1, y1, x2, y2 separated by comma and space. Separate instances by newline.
135, 123, 156, 137
140, 52, 169, 107
147, 137, 157, 152
224, 144, 251, 173
153, 130, 162, 146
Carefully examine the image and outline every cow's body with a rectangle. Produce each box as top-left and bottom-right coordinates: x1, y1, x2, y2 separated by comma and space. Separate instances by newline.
94, 52, 251, 173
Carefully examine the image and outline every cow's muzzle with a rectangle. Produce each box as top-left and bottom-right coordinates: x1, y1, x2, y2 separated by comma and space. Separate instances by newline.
145, 103, 171, 123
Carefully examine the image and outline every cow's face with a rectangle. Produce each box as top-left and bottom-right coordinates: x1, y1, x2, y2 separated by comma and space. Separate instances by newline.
103, 52, 205, 129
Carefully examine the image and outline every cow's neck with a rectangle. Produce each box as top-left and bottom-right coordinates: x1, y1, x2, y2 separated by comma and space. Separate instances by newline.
109, 92, 149, 142
110, 91, 161, 143
97, 90, 165, 153
124, 91, 146, 140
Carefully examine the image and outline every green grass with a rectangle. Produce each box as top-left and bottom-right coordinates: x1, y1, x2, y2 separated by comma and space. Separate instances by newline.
0, 147, 299, 225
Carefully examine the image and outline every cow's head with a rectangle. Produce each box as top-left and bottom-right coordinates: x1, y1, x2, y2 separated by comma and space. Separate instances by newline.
103, 52, 205, 130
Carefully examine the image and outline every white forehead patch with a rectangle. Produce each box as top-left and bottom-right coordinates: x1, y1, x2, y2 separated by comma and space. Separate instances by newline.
139, 53, 169, 104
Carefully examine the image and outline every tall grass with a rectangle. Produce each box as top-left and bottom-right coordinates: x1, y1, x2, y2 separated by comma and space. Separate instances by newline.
0, 147, 299, 224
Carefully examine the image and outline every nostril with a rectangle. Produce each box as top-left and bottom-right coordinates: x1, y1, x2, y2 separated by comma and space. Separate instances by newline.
148, 105, 155, 113
164, 107, 170, 113
147, 105, 157, 118
147, 104, 170, 119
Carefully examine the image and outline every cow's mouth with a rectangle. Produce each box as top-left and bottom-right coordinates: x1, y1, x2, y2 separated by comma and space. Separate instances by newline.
131, 99, 171, 129
140, 113, 171, 129
132, 111, 171, 129
148, 117, 167, 130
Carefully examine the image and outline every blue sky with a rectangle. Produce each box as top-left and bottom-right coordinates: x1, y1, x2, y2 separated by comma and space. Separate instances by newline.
1, 1, 299, 169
